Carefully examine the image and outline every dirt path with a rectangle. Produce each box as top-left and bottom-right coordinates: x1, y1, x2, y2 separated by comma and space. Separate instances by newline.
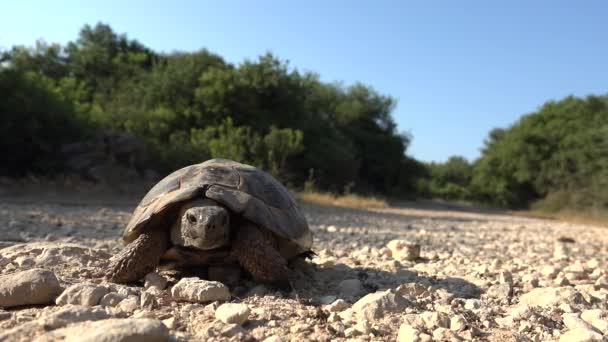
1, 193, 607, 341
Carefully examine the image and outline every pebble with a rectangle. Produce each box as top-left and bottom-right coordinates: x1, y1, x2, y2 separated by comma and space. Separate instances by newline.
0, 268, 62, 308
342, 289, 409, 321
325, 299, 350, 312
171, 278, 230, 303
56, 283, 109, 306
420, 311, 450, 329
215, 303, 251, 325
119, 296, 140, 313
144, 272, 167, 291
397, 323, 420, 342
559, 327, 604, 342
34, 318, 169, 341
387, 240, 421, 261
140, 292, 157, 309
519, 287, 583, 307
450, 315, 467, 332
100, 292, 126, 307
38, 305, 109, 329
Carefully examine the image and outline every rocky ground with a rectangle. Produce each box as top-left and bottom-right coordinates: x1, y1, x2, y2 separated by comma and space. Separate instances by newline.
1, 192, 608, 341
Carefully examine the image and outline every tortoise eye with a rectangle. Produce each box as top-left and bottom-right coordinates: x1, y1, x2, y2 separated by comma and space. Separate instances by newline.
186, 213, 197, 224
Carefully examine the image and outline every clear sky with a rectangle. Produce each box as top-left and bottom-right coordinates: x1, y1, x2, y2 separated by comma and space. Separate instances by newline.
2, 1, 607, 162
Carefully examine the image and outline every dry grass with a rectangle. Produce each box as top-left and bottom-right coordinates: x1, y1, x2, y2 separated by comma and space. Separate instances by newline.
296, 191, 388, 209
512, 208, 608, 228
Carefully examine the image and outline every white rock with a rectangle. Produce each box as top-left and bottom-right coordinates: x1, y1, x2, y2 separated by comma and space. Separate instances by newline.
562, 313, 597, 331
486, 283, 512, 299
432, 327, 461, 341
541, 266, 559, 279
325, 299, 350, 312
397, 323, 421, 342
420, 311, 450, 329
338, 278, 362, 297
342, 289, 409, 321
40, 305, 109, 329
0, 268, 62, 308
171, 278, 230, 303
499, 271, 513, 285
56, 283, 109, 306
559, 327, 603, 342
354, 319, 372, 334
144, 273, 167, 291
119, 296, 140, 313
519, 287, 583, 307
162, 317, 176, 329
140, 292, 156, 309
450, 315, 467, 332
387, 240, 421, 261
396, 283, 428, 298
581, 310, 608, 334
263, 336, 286, 342
100, 293, 127, 307
33, 318, 169, 342
215, 303, 250, 325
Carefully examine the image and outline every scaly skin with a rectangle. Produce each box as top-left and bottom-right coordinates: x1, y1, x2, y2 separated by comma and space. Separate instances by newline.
106, 228, 169, 283
230, 224, 291, 290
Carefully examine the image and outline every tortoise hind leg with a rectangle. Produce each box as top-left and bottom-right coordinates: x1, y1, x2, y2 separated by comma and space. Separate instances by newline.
230, 224, 291, 290
106, 228, 168, 283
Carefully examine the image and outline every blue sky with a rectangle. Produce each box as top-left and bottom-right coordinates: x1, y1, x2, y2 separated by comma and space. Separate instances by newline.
2, 1, 607, 162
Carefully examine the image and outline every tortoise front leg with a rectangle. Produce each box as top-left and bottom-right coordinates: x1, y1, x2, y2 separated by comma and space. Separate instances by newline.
106, 228, 168, 283
230, 223, 291, 290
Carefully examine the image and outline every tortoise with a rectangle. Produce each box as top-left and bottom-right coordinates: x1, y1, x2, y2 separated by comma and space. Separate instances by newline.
106, 158, 313, 289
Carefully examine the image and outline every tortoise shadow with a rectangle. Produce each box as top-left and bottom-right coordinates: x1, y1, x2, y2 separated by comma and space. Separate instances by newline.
240, 259, 482, 304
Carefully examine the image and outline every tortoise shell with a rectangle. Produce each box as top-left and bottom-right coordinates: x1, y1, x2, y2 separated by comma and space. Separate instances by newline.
122, 159, 312, 252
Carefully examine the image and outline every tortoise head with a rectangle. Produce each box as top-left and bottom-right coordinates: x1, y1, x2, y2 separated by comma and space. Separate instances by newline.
170, 198, 231, 250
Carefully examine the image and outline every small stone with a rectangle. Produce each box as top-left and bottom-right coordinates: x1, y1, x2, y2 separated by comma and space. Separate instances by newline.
342, 289, 410, 321
450, 315, 467, 332
420, 311, 450, 329
338, 279, 362, 297
354, 319, 372, 334
433, 327, 461, 341
171, 278, 230, 303
519, 287, 583, 307
215, 303, 251, 325
344, 326, 358, 337
325, 299, 350, 312
562, 313, 597, 331
327, 312, 341, 322
555, 276, 571, 286
100, 293, 127, 307
0, 268, 62, 308
326, 225, 338, 233
56, 283, 109, 306
119, 296, 140, 313
162, 317, 176, 329
140, 291, 157, 309
586, 259, 600, 269
290, 323, 311, 333
486, 283, 512, 299
499, 271, 513, 285
541, 266, 559, 279
397, 323, 420, 342
39, 305, 109, 329
144, 272, 167, 291
594, 275, 608, 289
559, 327, 603, 342
396, 283, 428, 298
387, 240, 421, 261
264, 336, 286, 342
34, 318, 169, 341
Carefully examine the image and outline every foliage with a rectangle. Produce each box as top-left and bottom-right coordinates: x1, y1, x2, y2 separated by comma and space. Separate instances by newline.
1, 23, 417, 196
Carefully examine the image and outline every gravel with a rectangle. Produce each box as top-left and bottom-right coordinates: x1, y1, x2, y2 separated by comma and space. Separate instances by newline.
2, 193, 608, 341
